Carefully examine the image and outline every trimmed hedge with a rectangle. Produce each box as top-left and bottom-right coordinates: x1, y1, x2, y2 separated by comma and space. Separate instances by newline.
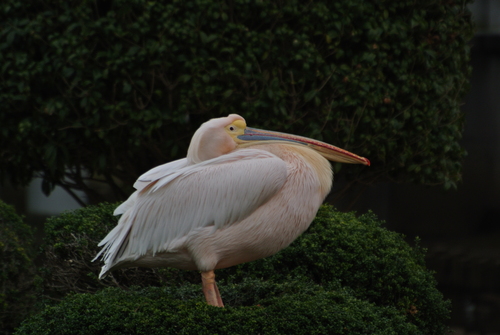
0, 201, 36, 335
39, 203, 198, 299
218, 206, 449, 333
16, 284, 419, 335
0, 0, 474, 200
30, 204, 450, 334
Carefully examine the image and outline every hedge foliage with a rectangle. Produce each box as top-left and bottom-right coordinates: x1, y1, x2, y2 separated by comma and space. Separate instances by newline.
0, 0, 473, 201
39, 203, 196, 299
16, 285, 420, 335
30, 204, 450, 334
0, 201, 36, 335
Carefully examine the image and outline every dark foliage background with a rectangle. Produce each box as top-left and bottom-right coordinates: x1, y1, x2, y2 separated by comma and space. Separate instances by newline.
0, 0, 473, 203
0, 202, 36, 335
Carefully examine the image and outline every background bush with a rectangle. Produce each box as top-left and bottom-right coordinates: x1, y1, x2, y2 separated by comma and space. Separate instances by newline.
0, 0, 474, 202
0, 201, 36, 335
31, 204, 450, 334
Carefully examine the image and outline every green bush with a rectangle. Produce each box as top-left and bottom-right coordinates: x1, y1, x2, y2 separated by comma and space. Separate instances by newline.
39, 203, 197, 299
218, 206, 450, 334
0, 201, 36, 335
0, 0, 473, 200
33, 204, 449, 334
15, 285, 419, 335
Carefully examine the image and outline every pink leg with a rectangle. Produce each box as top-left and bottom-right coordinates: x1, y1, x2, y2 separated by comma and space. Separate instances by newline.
201, 270, 224, 307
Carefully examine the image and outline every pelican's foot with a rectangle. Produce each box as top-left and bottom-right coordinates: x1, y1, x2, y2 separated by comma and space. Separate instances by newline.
201, 270, 224, 307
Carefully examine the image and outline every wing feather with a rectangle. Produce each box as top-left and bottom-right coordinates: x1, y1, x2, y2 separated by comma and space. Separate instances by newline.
95, 149, 287, 276
133, 158, 189, 191
114, 158, 190, 216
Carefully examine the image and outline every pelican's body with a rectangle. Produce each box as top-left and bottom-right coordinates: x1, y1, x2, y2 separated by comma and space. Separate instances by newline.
94, 114, 369, 306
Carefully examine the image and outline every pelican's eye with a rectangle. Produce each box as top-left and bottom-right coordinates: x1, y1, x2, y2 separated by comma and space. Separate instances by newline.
227, 119, 246, 135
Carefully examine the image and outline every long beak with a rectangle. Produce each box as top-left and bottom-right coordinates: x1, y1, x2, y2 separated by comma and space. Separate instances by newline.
237, 127, 370, 166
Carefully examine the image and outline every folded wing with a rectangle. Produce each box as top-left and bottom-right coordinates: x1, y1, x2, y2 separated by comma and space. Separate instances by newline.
95, 149, 287, 277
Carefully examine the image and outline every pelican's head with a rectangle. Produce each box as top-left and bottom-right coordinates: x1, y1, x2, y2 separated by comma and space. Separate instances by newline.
187, 114, 246, 163
187, 114, 370, 166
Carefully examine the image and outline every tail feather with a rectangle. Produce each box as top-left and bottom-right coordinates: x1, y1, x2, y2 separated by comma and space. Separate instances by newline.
93, 210, 134, 279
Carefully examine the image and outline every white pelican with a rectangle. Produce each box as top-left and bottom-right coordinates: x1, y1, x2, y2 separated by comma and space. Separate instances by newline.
94, 114, 369, 307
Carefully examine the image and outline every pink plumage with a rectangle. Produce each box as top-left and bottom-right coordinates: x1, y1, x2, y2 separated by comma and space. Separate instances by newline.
94, 114, 369, 307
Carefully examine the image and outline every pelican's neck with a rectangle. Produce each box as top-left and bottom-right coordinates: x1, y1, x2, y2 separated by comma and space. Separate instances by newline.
287, 145, 333, 198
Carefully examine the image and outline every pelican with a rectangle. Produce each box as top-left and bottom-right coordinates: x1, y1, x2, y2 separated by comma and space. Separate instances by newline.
94, 114, 369, 307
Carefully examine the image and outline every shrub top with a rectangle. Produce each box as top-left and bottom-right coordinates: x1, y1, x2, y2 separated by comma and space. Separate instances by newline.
34, 203, 450, 334
15, 285, 420, 335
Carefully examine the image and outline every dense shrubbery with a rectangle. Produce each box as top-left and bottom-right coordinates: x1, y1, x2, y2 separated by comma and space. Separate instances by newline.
26, 204, 450, 334
0, 0, 473, 201
218, 206, 450, 333
15, 285, 420, 335
39, 203, 199, 299
0, 201, 36, 335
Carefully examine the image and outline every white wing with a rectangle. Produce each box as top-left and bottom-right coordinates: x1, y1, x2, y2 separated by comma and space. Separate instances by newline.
113, 158, 189, 216
134, 158, 189, 191
95, 149, 287, 276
